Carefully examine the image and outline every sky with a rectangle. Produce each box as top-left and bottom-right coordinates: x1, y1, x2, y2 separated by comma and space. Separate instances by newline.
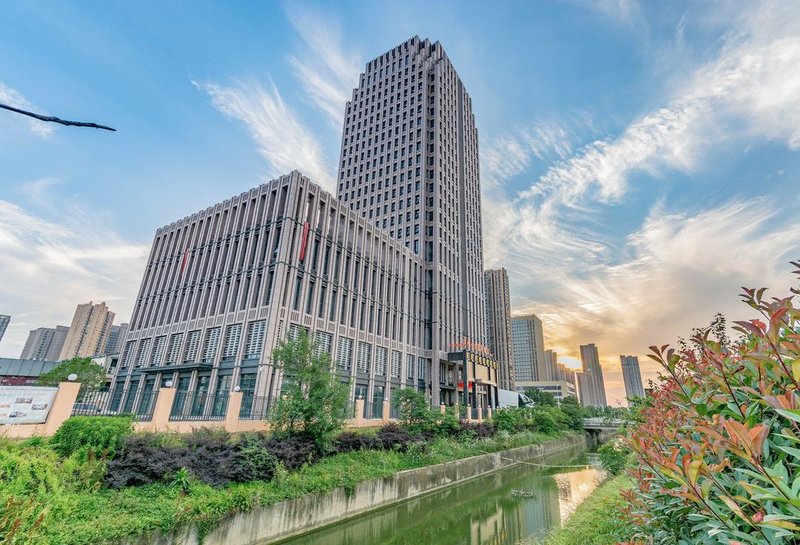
2, 0, 800, 406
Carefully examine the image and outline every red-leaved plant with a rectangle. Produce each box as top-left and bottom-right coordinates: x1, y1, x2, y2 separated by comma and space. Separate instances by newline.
623, 262, 800, 545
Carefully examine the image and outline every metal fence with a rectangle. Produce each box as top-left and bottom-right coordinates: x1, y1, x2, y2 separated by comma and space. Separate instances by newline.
71, 387, 157, 421
169, 390, 228, 421
239, 394, 272, 420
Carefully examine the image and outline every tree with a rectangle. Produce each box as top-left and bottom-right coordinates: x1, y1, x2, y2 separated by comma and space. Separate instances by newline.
394, 388, 434, 433
559, 395, 585, 431
36, 357, 107, 389
523, 388, 557, 407
269, 331, 350, 452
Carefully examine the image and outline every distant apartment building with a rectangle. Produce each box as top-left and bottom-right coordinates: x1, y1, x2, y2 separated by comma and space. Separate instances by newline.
620, 354, 645, 399
105, 323, 130, 355
20, 325, 70, 361
0, 315, 9, 344
511, 315, 551, 382
59, 302, 115, 360
111, 37, 499, 415
577, 343, 607, 408
484, 269, 515, 390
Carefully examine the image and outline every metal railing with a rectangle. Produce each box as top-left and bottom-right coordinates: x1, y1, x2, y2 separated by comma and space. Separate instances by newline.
169, 390, 228, 421
239, 394, 272, 420
71, 387, 157, 421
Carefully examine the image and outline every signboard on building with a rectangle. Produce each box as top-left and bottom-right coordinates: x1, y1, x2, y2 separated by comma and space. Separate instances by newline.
0, 386, 58, 425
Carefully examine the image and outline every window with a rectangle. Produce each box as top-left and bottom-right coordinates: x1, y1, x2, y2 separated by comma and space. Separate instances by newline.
165, 332, 183, 364
150, 336, 167, 366
357, 341, 372, 374
375, 346, 387, 376
122, 340, 136, 368
337, 336, 353, 371
391, 351, 401, 378
184, 330, 201, 363
135, 338, 151, 368
244, 321, 265, 359
223, 324, 242, 360
406, 354, 415, 380
418, 357, 427, 380
315, 331, 333, 356
202, 327, 221, 362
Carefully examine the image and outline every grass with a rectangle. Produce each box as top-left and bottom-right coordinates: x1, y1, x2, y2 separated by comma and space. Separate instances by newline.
1, 430, 573, 545
542, 472, 637, 545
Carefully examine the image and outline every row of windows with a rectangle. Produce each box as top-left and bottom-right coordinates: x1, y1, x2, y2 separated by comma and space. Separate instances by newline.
122, 321, 264, 369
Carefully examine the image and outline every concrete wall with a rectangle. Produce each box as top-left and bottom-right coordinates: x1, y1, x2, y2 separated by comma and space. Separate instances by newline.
122, 434, 589, 545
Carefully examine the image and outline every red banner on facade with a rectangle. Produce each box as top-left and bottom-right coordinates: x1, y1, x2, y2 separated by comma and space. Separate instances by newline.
299, 221, 310, 262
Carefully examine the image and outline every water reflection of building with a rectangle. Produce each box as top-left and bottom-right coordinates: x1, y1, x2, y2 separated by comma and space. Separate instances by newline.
554, 468, 602, 522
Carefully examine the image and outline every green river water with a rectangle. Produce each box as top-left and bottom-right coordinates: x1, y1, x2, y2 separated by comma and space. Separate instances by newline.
276, 453, 604, 545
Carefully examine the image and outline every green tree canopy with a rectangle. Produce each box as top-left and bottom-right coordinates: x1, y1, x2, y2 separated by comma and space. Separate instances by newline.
270, 331, 350, 452
523, 387, 557, 407
36, 357, 107, 389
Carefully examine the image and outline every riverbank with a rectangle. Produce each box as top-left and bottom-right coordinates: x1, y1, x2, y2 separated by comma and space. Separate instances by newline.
542, 472, 636, 545
1, 429, 585, 545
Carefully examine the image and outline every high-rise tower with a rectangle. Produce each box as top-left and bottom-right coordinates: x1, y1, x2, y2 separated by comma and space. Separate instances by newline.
620, 355, 645, 399
59, 301, 115, 360
337, 37, 487, 402
577, 343, 607, 408
484, 269, 514, 390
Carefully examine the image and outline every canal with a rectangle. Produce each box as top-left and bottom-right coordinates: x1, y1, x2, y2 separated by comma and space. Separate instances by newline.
275, 453, 605, 545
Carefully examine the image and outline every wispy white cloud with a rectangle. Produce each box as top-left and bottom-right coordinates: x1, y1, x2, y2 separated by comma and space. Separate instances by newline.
572, 0, 644, 27
0, 82, 54, 137
0, 183, 149, 358
194, 79, 334, 190
482, 0, 800, 404
284, 5, 362, 127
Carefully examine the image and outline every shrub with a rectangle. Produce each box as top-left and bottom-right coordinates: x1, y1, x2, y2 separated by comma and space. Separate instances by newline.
265, 433, 318, 470
375, 423, 414, 451
598, 440, 629, 475
51, 415, 133, 458
492, 409, 522, 433
105, 430, 277, 489
626, 269, 800, 544
332, 431, 379, 453
530, 407, 559, 434
458, 421, 496, 439
104, 433, 186, 488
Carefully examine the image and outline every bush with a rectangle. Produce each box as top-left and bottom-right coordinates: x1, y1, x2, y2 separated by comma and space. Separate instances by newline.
105, 430, 276, 489
627, 271, 800, 544
265, 433, 318, 470
492, 408, 522, 433
51, 416, 133, 458
598, 440, 629, 475
457, 421, 496, 439
375, 423, 415, 451
332, 431, 379, 453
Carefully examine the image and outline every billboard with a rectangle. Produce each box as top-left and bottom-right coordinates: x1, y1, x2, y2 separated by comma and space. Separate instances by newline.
0, 386, 58, 425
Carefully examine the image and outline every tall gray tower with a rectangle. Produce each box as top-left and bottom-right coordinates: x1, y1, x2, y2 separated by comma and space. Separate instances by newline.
620, 355, 645, 399
337, 37, 487, 401
484, 269, 514, 390
578, 343, 607, 408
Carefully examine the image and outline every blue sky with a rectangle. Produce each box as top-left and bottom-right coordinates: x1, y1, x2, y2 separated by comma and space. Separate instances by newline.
2, 0, 800, 404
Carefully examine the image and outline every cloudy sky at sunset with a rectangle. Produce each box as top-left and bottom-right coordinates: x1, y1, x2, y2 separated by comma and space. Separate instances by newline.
2, 1, 800, 405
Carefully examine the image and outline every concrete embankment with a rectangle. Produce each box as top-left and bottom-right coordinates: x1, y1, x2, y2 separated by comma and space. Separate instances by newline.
126, 431, 615, 545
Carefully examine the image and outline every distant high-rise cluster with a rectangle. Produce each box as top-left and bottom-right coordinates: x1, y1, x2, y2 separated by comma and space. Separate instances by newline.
484, 269, 514, 389
620, 355, 645, 399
